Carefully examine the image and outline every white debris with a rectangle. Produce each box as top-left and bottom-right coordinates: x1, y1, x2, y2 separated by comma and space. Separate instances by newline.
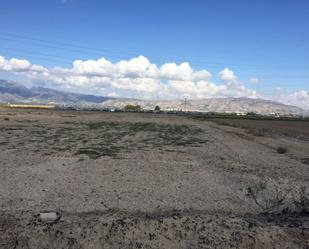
39, 212, 60, 223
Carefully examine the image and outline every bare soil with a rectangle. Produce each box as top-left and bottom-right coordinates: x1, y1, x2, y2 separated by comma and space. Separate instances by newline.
208, 118, 309, 165
0, 109, 308, 248
208, 118, 309, 141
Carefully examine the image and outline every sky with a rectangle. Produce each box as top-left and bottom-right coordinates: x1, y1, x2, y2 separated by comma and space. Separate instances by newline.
0, 0, 308, 108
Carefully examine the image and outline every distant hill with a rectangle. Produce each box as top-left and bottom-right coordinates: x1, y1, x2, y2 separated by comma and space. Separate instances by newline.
0, 79, 305, 115
101, 98, 305, 115
0, 79, 111, 104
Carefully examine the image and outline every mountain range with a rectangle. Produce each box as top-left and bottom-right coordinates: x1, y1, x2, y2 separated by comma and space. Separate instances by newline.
0, 79, 110, 104
0, 79, 305, 115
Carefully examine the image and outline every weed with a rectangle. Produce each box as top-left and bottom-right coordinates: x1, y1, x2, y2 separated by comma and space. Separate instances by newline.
75, 145, 122, 159
291, 186, 309, 213
246, 179, 289, 212
1, 121, 206, 159
277, 146, 287, 154
301, 158, 309, 165
246, 179, 309, 214
247, 128, 267, 137
60, 115, 76, 118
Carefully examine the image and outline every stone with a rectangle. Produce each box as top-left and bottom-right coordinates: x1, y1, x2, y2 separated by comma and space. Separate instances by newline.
39, 212, 60, 223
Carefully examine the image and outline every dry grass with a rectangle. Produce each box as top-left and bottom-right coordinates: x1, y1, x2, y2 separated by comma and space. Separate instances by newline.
246, 178, 309, 213
0, 121, 206, 159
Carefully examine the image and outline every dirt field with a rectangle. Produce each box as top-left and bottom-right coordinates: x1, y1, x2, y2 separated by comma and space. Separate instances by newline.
207, 118, 309, 165
208, 118, 309, 141
0, 109, 308, 248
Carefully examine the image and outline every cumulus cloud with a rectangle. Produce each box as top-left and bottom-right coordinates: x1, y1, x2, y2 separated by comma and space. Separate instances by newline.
219, 68, 237, 81
2, 54, 307, 110
0, 56, 31, 72
279, 90, 309, 110
30, 65, 48, 73
159, 62, 211, 81
70, 56, 212, 82
0, 54, 259, 100
73, 58, 114, 76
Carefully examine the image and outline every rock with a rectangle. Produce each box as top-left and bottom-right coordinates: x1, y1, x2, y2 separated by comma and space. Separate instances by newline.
39, 212, 61, 223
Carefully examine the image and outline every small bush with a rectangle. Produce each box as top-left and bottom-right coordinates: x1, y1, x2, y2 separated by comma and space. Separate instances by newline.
246, 179, 289, 212
277, 146, 287, 154
246, 179, 309, 214
123, 104, 141, 112
291, 186, 309, 213
301, 158, 309, 165
154, 105, 160, 111
3, 117, 9, 121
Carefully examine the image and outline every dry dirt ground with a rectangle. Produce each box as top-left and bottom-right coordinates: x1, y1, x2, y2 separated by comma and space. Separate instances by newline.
0, 108, 308, 249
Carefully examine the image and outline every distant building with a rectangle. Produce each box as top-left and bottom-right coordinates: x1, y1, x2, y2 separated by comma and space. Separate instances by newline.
8, 103, 55, 109
235, 112, 247, 116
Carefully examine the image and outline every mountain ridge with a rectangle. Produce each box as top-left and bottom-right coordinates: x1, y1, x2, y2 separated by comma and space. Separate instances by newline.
0, 79, 111, 104
0, 79, 305, 115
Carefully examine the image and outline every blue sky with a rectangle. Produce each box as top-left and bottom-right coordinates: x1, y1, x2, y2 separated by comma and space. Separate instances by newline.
0, 0, 308, 108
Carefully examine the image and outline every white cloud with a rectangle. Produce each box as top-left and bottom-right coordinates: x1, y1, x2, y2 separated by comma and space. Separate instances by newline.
0, 56, 31, 72
279, 90, 309, 110
168, 80, 226, 98
0, 54, 259, 100
70, 56, 212, 82
250, 78, 259, 84
219, 68, 237, 81
192, 70, 212, 81
30, 64, 48, 73
111, 77, 161, 93
117, 56, 151, 77
2, 54, 308, 110
73, 58, 114, 76
107, 92, 119, 97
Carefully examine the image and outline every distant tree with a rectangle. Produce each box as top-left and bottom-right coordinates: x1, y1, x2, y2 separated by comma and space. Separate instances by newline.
124, 104, 141, 112
247, 112, 257, 116
154, 105, 160, 112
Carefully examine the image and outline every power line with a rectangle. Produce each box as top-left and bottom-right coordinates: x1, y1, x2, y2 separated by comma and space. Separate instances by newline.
0, 46, 74, 63
0, 36, 131, 61
0, 33, 138, 57
0, 34, 308, 80
0, 32, 307, 69
0, 35, 221, 68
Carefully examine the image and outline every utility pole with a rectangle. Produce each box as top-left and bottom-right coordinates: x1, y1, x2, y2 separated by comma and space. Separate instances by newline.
184, 96, 187, 112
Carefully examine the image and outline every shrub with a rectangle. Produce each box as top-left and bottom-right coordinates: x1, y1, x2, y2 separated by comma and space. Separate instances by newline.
302, 158, 309, 165
291, 186, 309, 213
277, 146, 287, 154
124, 104, 141, 112
246, 179, 309, 214
246, 179, 289, 212
154, 105, 160, 112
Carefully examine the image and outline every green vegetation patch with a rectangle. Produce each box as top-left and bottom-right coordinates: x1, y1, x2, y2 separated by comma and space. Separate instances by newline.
123, 104, 141, 112
76, 121, 206, 158
76, 145, 123, 159
1, 121, 206, 159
